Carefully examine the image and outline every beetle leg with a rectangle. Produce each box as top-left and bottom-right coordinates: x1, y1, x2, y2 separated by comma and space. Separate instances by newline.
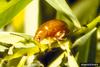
53, 38, 62, 48
48, 37, 52, 51
54, 38, 67, 50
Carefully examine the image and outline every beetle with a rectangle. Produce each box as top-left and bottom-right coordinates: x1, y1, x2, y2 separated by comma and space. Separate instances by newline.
34, 19, 70, 50
34, 19, 69, 41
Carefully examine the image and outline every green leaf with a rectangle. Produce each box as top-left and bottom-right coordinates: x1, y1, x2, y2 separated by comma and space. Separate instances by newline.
0, 0, 32, 28
48, 41, 78, 67
25, 0, 56, 35
73, 27, 97, 47
77, 37, 91, 63
26, 55, 35, 67
0, 32, 38, 56
0, 32, 49, 63
72, 28, 97, 63
25, 0, 41, 35
77, 29, 97, 64
3, 43, 48, 61
6, 58, 21, 67
3, 48, 36, 61
17, 56, 27, 67
62, 41, 79, 67
48, 52, 66, 67
0, 0, 18, 14
0, 32, 26, 44
87, 30, 97, 63
67, 52, 79, 67
8, 46, 14, 55
4, 48, 29, 61
14, 42, 35, 48
0, 45, 8, 52
45, 0, 81, 29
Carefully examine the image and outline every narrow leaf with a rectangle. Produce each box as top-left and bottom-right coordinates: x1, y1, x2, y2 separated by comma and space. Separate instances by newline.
87, 30, 97, 63
0, 45, 8, 52
64, 41, 79, 67
73, 27, 97, 47
48, 52, 66, 67
25, 0, 40, 36
0, 0, 32, 28
17, 56, 27, 67
72, 28, 97, 64
0, 32, 26, 44
46, 0, 81, 29
77, 29, 97, 64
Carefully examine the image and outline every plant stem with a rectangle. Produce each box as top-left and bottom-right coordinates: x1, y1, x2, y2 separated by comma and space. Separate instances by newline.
74, 16, 100, 36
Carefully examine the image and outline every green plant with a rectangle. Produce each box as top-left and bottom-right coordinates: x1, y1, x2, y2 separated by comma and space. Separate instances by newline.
0, 0, 99, 67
